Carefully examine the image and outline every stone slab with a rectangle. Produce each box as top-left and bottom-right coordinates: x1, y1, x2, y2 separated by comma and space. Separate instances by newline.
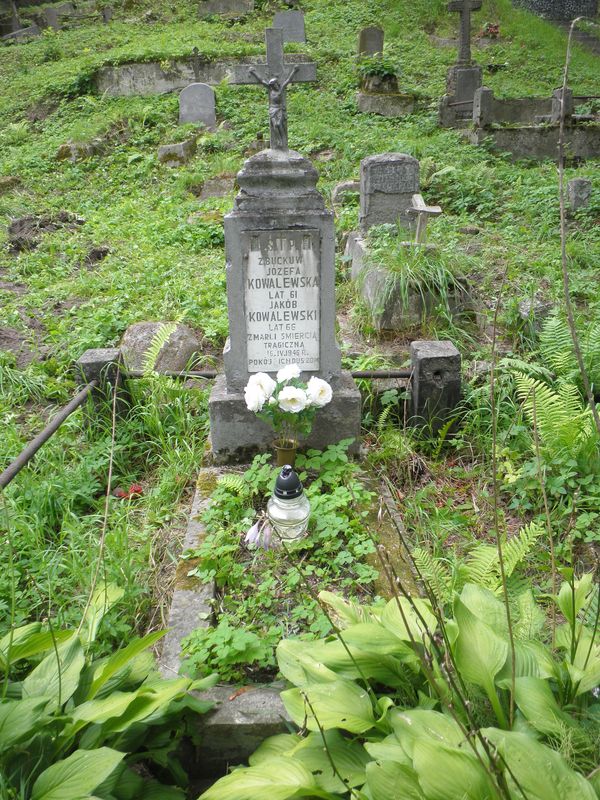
179, 82, 216, 127
468, 124, 600, 161
119, 321, 201, 372
209, 371, 361, 463
410, 340, 461, 433
157, 139, 197, 166
359, 152, 419, 232
198, 0, 254, 15
357, 91, 417, 117
568, 177, 592, 210
273, 10, 305, 42
94, 55, 312, 97
358, 25, 384, 56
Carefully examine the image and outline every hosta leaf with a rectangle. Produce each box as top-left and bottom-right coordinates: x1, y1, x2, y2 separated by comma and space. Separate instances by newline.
198, 756, 326, 800
0, 626, 72, 671
390, 710, 464, 758
282, 679, 375, 734
292, 730, 370, 793
459, 584, 508, 635
0, 698, 49, 752
482, 728, 597, 800
248, 734, 299, 765
380, 597, 437, 643
81, 584, 125, 649
31, 747, 124, 800
513, 677, 575, 736
22, 635, 85, 709
413, 739, 496, 800
365, 761, 425, 800
87, 630, 166, 699
276, 640, 338, 687
555, 574, 594, 627
365, 735, 410, 764
452, 596, 507, 696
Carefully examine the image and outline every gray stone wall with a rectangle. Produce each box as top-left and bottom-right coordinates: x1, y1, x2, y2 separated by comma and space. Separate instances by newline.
513, 0, 598, 19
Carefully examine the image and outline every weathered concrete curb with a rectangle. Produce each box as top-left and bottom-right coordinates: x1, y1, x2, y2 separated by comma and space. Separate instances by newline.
160, 468, 290, 777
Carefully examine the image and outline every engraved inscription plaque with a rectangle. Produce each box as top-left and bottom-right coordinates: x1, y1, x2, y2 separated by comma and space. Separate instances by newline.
245, 229, 320, 373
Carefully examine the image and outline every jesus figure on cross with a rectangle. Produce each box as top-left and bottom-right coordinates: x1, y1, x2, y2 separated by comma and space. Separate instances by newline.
248, 65, 299, 150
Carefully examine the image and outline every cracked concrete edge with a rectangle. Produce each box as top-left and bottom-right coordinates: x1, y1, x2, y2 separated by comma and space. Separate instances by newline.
159, 467, 290, 776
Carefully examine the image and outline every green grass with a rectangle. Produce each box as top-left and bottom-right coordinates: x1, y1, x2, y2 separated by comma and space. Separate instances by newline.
0, 0, 598, 642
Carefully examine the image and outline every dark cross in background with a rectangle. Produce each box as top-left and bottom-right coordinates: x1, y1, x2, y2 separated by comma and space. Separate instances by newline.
448, 0, 482, 64
231, 27, 316, 151
191, 46, 202, 82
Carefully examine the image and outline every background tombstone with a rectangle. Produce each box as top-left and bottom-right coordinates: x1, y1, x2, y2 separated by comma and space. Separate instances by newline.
44, 7, 61, 29
179, 82, 216, 127
359, 153, 420, 232
198, 0, 254, 16
273, 10, 305, 42
358, 25, 384, 56
439, 0, 483, 127
568, 178, 592, 211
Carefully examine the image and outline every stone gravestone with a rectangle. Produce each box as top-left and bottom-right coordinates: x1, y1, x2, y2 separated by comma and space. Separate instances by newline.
209, 28, 361, 462
44, 7, 61, 30
198, 0, 254, 16
273, 10, 305, 42
359, 153, 420, 232
358, 26, 384, 56
439, 0, 483, 127
568, 178, 592, 211
179, 83, 216, 127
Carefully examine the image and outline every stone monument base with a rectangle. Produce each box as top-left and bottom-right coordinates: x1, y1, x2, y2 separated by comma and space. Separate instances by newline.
208, 372, 362, 463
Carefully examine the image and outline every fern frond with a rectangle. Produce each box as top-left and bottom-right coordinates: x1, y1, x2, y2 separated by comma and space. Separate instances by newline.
377, 404, 394, 434
499, 357, 553, 381
142, 321, 179, 377
217, 473, 248, 496
463, 545, 500, 592
539, 315, 575, 377
503, 522, 542, 578
413, 548, 453, 605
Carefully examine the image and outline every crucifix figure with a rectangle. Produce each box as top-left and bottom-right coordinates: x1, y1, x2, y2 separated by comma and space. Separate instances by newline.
231, 27, 316, 151
448, 0, 482, 65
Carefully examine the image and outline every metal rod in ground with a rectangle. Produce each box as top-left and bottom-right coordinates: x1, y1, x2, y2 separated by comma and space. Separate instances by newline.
0, 380, 98, 491
125, 369, 412, 380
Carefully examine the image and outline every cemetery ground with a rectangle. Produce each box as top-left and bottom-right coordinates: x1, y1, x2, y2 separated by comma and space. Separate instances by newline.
0, 0, 599, 797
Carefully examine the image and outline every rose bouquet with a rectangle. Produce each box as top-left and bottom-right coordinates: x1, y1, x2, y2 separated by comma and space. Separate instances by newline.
244, 364, 333, 457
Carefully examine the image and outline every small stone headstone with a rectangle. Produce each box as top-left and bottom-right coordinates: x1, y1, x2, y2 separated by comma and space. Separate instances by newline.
44, 7, 61, 29
157, 139, 197, 166
198, 0, 254, 16
120, 322, 202, 373
273, 10, 305, 42
102, 6, 113, 23
178, 83, 216, 127
359, 153, 420, 231
358, 26, 384, 56
199, 177, 235, 199
568, 178, 592, 211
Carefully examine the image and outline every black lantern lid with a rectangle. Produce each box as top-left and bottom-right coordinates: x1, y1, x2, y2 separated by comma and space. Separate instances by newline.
274, 465, 303, 499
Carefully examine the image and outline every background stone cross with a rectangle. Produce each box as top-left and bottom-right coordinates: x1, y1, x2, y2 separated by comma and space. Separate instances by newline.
191, 46, 202, 82
231, 27, 316, 150
407, 194, 443, 244
448, 0, 482, 64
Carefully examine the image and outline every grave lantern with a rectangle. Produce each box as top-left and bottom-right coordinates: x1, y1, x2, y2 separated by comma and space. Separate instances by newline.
267, 465, 310, 541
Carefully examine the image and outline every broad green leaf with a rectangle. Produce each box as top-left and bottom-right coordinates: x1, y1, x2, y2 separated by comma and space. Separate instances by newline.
31, 747, 124, 800
341, 623, 416, 656
555, 574, 594, 627
453, 596, 507, 698
22, 635, 85, 709
482, 728, 597, 800
87, 630, 166, 699
293, 730, 370, 793
319, 591, 373, 626
556, 624, 600, 695
276, 640, 339, 687
496, 639, 557, 683
71, 691, 140, 726
249, 734, 300, 765
380, 597, 437, 643
100, 679, 192, 733
81, 584, 125, 648
199, 756, 326, 800
0, 698, 48, 752
413, 739, 496, 800
365, 760, 425, 800
0, 626, 72, 671
365, 734, 410, 764
282, 679, 375, 734
460, 584, 509, 636
390, 710, 464, 758
513, 676, 575, 736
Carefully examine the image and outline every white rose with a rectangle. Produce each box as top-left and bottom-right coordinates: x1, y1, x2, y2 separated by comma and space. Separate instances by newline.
248, 372, 276, 398
276, 364, 301, 383
278, 386, 309, 413
306, 376, 333, 408
244, 383, 266, 413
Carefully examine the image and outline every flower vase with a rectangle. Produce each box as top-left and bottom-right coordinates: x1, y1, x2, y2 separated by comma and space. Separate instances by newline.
273, 438, 298, 468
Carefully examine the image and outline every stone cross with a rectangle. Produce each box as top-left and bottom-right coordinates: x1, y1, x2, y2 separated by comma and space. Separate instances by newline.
406, 194, 443, 244
448, 0, 482, 64
191, 46, 202, 82
231, 28, 316, 151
